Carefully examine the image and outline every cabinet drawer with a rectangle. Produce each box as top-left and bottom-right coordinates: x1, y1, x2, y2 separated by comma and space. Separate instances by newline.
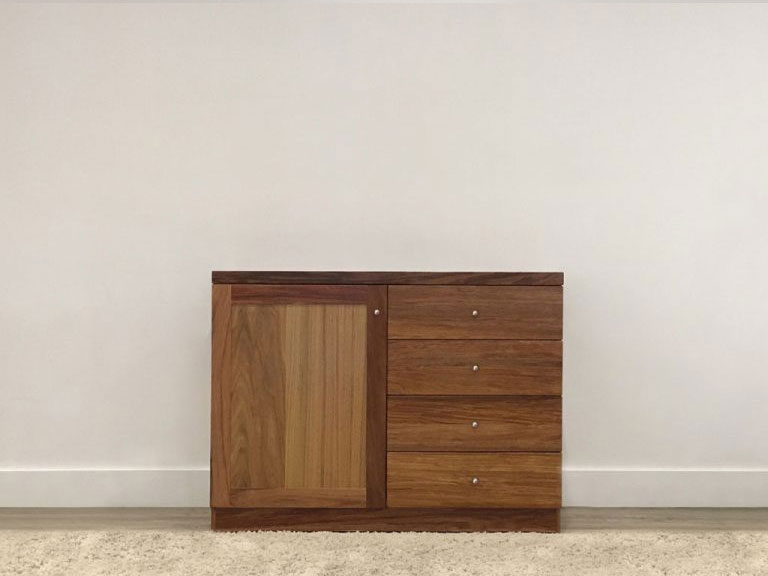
387, 453, 561, 508
388, 340, 562, 396
388, 286, 562, 340
387, 397, 561, 452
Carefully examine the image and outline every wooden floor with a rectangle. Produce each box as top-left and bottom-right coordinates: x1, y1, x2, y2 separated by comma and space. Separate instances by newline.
563, 508, 768, 531
1, 508, 767, 531
0, 508, 210, 531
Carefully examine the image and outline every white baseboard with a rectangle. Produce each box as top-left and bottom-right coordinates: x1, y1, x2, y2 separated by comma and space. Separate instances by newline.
0, 469, 209, 507
563, 469, 768, 507
1, 468, 767, 507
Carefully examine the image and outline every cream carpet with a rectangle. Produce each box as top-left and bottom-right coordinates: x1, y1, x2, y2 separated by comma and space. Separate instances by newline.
2, 530, 767, 575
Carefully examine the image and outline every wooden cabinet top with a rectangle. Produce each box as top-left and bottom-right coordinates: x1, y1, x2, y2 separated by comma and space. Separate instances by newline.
212, 271, 563, 286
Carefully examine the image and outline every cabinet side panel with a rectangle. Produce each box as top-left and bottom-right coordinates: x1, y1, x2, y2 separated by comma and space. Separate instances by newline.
211, 285, 232, 507
230, 306, 286, 489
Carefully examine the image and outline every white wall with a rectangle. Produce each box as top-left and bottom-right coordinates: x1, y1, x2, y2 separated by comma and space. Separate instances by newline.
2, 3, 768, 507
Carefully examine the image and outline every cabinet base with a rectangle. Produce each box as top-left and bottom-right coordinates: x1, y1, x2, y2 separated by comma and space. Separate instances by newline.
211, 507, 560, 533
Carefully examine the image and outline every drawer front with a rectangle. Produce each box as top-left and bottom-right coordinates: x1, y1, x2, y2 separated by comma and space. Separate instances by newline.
387, 453, 561, 508
388, 286, 563, 340
387, 397, 561, 452
388, 340, 562, 396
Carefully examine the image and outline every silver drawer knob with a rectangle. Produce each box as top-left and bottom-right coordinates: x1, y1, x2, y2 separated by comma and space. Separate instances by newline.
373, 309, 381, 316
471, 477, 479, 485
472, 364, 479, 372
471, 309, 479, 317
471, 421, 479, 429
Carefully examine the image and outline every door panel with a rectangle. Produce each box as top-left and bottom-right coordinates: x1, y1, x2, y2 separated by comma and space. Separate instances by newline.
229, 304, 287, 490
279, 305, 367, 490
230, 303, 367, 503
211, 284, 385, 509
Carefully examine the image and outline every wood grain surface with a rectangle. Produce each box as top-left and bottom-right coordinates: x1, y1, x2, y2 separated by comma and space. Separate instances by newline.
387, 397, 561, 452
12, 508, 768, 533
212, 507, 560, 532
365, 286, 387, 508
387, 452, 561, 508
213, 277, 564, 528
231, 284, 369, 304
229, 488, 367, 509
213, 271, 564, 286
388, 286, 563, 340
229, 305, 285, 490
210, 284, 232, 507
226, 300, 368, 507
388, 340, 562, 395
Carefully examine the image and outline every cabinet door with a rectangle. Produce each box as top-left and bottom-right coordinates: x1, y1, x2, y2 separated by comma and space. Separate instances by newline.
211, 284, 386, 508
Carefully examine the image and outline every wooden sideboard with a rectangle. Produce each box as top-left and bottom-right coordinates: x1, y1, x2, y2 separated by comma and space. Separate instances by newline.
211, 271, 563, 532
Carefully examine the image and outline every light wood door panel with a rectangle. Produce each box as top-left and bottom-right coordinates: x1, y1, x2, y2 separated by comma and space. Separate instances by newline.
282, 305, 367, 490
229, 305, 284, 490
212, 284, 386, 509
230, 304, 366, 503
